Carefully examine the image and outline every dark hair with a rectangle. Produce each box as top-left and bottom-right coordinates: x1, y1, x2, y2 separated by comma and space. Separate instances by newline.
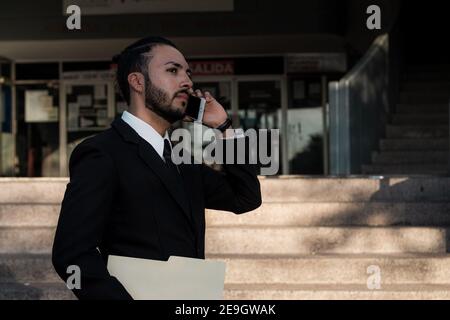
112, 36, 177, 105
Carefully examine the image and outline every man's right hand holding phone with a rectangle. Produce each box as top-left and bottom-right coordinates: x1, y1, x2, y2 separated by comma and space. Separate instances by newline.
183, 89, 233, 137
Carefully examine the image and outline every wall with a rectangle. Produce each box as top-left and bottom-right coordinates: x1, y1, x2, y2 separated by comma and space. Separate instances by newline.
0, 0, 345, 40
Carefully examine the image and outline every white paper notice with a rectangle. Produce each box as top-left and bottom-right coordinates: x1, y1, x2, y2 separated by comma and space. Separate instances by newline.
25, 90, 58, 123
77, 95, 92, 107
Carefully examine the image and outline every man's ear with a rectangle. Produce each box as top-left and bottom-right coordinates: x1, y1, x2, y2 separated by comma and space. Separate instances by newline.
128, 72, 145, 94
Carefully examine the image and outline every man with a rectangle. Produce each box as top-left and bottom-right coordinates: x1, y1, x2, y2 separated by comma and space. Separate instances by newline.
52, 36, 262, 300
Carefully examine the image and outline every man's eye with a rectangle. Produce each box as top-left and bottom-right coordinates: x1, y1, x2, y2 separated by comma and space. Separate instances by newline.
168, 68, 178, 74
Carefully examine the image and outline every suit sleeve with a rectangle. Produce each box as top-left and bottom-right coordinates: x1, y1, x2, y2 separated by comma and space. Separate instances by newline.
52, 142, 133, 300
201, 136, 262, 214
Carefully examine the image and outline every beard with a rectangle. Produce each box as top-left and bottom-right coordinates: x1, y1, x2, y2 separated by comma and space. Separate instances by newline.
144, 78, 186, 124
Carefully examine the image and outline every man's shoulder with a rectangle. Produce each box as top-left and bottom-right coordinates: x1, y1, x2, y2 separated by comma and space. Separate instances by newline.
78, 126, 120, 149
70, 127, 123, 162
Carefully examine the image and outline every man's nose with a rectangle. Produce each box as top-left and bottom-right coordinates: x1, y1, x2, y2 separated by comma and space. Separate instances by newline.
180, 76, 193, 90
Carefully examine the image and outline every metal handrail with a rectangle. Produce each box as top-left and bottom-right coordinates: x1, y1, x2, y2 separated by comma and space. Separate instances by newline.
329, 34, 390, 175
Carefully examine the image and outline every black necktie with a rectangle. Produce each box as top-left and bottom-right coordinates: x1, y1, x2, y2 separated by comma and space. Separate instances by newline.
163, 139, 180, 175
163, 139, 193, 221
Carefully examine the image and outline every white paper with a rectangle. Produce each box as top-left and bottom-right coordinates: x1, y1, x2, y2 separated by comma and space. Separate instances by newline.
25, 90, 57, 123
108, 255, 226, 300
77, 95, 92, 107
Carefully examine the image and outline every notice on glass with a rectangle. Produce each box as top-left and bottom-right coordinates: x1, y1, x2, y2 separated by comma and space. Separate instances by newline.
25, 90, 58, 123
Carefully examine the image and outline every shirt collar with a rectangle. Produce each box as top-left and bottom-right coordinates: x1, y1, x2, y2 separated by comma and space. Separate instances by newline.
121, 111, 170, 159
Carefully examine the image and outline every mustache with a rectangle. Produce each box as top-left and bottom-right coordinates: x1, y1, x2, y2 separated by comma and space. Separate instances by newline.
173, 89, 190, 100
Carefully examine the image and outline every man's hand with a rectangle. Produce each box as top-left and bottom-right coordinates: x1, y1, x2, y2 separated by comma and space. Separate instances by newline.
183, 89, 229, 128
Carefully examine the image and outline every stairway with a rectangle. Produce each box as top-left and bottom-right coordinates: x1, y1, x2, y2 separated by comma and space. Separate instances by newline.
362, 65, 450, 175
1, 177, 450, 300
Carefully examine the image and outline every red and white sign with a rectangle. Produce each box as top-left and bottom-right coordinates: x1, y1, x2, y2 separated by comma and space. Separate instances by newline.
190, 60, 234, 76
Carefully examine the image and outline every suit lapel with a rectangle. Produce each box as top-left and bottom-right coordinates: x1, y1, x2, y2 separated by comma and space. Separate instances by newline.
112, 118, 192, 221
137, 141, 191, 219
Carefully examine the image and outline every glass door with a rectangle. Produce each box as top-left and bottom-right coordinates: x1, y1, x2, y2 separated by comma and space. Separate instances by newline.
15, 83, 60, 177
287, 76, 326, 175
237, 79, 283, 175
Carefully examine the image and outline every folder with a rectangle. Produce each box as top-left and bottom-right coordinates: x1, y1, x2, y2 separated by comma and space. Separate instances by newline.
107, 255, 226, 300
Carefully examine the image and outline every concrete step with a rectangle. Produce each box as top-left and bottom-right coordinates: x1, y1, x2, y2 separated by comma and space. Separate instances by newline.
396, 104, 448, 114
386, 125, 448, 139
0, 204, 59, 227
4, 281, 450, 300
2, 226, 447, 255
361, 164, 448, 175
258, 177, 450, 202
379, 139, 449, 151
0, 178, 67, 203
371, 151, 448, 165
391, 114, 449, 126
0, 254, 58, 283
224, 283, 450, 300
4, 177, 450, 205
4, 253, 450, 286
399, 93, 449, 104
0, 282, 75, 300
209, 254, 450, 285
205, 227, 447, 255
2, 201, 450, 230
207, 202, 450, 227
0, 227, 54, 254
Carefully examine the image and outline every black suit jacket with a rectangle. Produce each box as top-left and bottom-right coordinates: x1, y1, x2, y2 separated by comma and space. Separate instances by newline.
52, 117, 262, 300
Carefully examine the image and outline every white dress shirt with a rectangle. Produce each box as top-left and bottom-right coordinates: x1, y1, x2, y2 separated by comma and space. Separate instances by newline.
121, 111, 170, 160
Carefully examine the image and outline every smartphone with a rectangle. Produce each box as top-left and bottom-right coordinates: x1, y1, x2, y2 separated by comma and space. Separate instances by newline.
185, 95, 206, 123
